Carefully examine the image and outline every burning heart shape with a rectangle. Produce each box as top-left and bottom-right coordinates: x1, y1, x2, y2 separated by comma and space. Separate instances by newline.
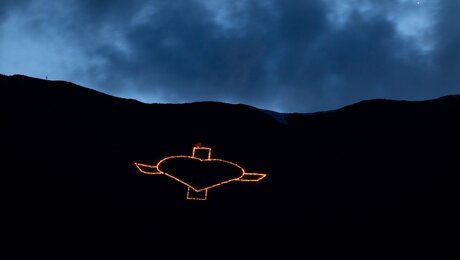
158, 157, 244, 191
134, 147, 266, 200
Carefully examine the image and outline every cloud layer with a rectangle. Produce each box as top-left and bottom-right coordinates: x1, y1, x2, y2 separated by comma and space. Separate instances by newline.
1, 0, 459, 112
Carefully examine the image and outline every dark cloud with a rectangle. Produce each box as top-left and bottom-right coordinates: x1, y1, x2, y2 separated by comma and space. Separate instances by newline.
431, 0, 460, 91
0, 0, 30, 23
0, 0, 459, 112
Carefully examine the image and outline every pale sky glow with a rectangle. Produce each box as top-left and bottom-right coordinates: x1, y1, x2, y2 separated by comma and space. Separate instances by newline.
389, 0, 438, 53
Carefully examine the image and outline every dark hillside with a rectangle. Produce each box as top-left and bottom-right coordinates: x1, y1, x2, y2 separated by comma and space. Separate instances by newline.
1, 74, 458, 255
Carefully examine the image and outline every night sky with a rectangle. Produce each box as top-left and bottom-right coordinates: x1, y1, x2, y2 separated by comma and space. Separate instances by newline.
1, 0, 459, 112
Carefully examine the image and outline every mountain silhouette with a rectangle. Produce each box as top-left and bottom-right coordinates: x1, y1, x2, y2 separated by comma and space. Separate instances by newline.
1, 74, 458, 255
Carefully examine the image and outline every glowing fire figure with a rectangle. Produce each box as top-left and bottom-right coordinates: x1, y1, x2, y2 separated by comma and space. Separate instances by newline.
134, 147, 267, 200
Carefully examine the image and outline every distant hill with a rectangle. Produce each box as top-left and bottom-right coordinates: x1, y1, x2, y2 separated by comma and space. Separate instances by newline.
1, 74, 459, 255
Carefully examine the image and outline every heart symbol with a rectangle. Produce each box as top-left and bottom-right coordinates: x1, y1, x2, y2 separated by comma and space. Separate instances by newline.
157, 157, 244, 191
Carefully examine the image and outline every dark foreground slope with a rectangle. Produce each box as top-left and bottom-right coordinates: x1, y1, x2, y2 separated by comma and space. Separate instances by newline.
1, 74, 459, 255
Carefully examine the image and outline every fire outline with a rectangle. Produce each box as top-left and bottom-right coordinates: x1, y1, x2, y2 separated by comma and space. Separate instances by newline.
134, 147, 267, 200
